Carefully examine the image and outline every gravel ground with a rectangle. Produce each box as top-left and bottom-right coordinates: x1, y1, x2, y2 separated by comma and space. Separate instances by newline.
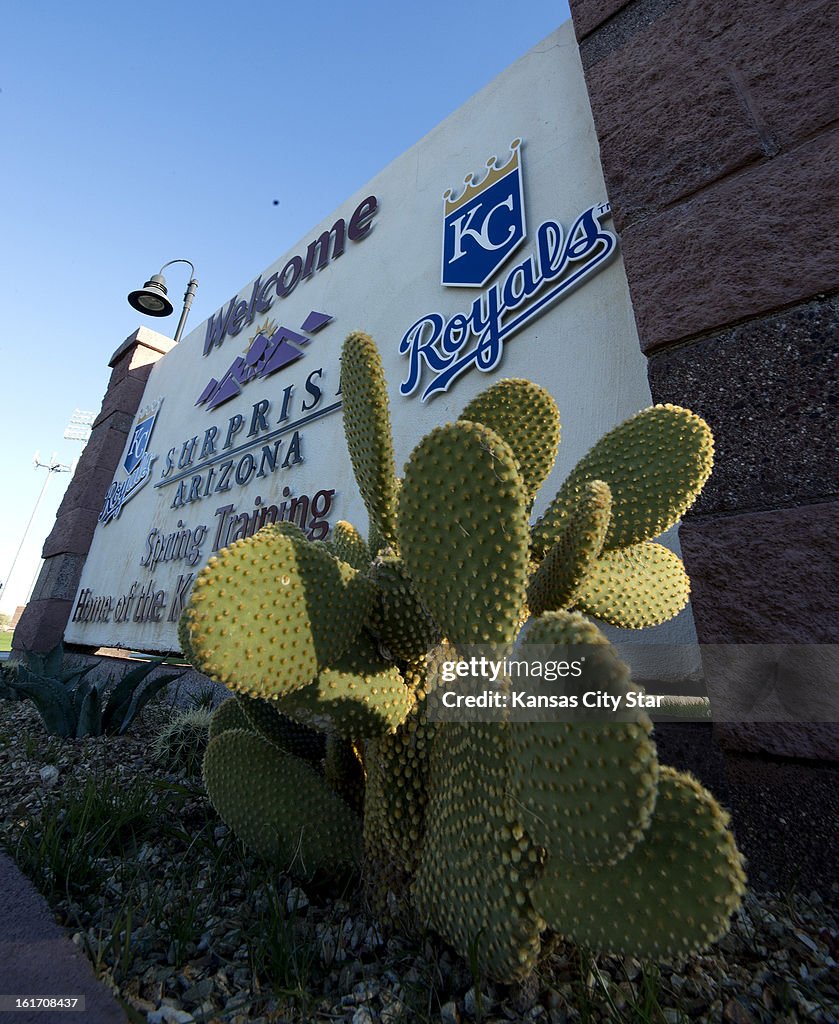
0, 696, 837, 1024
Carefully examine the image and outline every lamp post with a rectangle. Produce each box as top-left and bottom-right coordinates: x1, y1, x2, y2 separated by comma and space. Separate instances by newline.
127, 258, 198, 343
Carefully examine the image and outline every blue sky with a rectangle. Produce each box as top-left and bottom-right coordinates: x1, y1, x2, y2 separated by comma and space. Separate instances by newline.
0, 0, 571, 615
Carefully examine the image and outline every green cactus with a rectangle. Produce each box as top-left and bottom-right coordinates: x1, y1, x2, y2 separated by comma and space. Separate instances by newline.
367, 555, 441, 661
235, 693, 326, 763
531, 403, 714, 557
363, 658, 438, 879
526, 479, 612, 616
459, 378, 560, 506
531, 766, 746, 958
152, 708, 213, 774
180, 331, 744, 982
412, 720, 546, 983
273, 631, 415, 739
184, 523, 376, 699
331, 520, 372, 571
574, 541, 692, 628
509, 611, 659, 867
202, 728, 362, 875
339, 331, 400, 548
208, 696, 251, 738
398, 421, 530, 648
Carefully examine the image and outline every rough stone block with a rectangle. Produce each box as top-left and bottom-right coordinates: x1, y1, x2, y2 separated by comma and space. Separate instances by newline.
12, 599, 74, 654
52, 426, 131, 519
28, 553, 86, 603
569, 0, 631, 40
42, 508, 101, 558
716, 722, 839, 762
738, 2, 839, 151
92, 408, 134, 435
108, 326, 175, 368
591, 81, 762, 233
581, 0, 838, 225
647, 296, 839, 515
54, 463, 122, 520
91, 373, 148, 428
679, 503, 839, 645
620, 126, 839, 350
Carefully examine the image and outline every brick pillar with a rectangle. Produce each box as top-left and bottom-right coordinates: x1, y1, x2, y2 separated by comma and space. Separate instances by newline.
568, 0, 839, 757
13, 327, 175, 655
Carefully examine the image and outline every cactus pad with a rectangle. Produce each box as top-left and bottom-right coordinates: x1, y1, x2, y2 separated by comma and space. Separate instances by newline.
532, 404, 713, 555
202, 728, 362, 876
331, 520, 372, 571
459, 379, 560, 505
510, 611, 659, 865
184, 525, 375, 698
208, 697, 251, 739
364, 659, 438, 877
340, 332, 400, 548
177, 609, 195, 662
527, 480, 611, 615
531, 767, 746, 958
368, 555, 441, 661
412, 722, 544, 983
275, 632, 414, 738
398, 422, 530, 648
236, 694, 326, 763
575, 542, 691, 628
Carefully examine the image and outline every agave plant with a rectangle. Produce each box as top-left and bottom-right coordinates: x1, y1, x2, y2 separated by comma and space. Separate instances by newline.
5, 644, 182, 738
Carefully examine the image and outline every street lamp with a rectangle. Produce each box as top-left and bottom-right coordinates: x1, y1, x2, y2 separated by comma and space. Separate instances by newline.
128, 258, 198, 343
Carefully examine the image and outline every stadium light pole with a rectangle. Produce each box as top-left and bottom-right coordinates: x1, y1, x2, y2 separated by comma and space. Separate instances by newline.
2, 454, 71, 603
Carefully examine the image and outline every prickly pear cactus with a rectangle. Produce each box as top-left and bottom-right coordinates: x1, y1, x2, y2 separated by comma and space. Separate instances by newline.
181, 331, 745, 982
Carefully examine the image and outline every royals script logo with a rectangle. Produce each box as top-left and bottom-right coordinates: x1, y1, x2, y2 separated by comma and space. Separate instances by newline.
99, 400, 162, 525
400, 138, 619, 401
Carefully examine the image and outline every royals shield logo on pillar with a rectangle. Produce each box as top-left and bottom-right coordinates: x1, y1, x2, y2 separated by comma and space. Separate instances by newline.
99, 399, 163, 525
442, 138, 526, 288
124, 405, 159, 474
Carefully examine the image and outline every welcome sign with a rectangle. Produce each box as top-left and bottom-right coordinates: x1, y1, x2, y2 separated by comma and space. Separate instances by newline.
65, 21, 692, 657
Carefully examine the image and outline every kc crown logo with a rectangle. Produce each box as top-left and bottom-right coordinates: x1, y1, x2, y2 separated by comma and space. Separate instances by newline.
400, 137, 619, 401
442, 138, 525, 287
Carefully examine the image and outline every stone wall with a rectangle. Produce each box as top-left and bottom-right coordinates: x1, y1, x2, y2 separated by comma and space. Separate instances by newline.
568, 0, 839, 754
13, 328, 174, 655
